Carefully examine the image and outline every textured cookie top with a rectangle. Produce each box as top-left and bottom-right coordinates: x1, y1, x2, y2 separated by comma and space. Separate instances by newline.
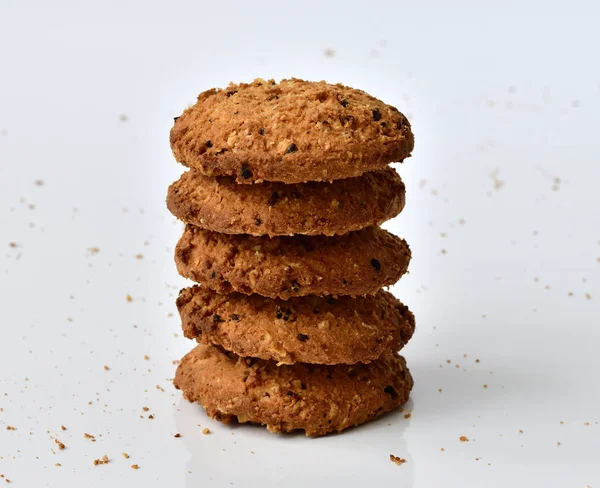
177, 285, 415, 365
167, 168, 405, 237
175, 226, 411, 299
174, 344, 413, 436
170, 78, 414, 183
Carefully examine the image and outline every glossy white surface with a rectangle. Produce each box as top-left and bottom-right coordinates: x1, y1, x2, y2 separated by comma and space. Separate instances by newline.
1, 1, 599, 486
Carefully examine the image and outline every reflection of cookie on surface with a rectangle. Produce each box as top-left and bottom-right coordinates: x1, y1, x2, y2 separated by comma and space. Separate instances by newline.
174, 344, 413, 437
175, 226, 411, 299
170, 78, 414, 184
167, 168, 405, 237
177, 285, 415, 365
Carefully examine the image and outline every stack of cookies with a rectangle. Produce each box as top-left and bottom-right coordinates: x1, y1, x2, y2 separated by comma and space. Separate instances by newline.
168, 78, 415, 437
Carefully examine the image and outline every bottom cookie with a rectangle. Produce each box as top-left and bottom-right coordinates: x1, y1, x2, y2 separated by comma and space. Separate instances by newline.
174, 344, 413, 437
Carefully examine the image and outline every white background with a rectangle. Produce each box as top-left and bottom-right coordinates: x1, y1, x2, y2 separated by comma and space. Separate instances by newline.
1, 1, 599, 486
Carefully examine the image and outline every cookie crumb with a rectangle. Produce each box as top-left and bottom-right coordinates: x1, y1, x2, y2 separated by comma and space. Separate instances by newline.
93, 455, 109, 466
136, 254, 144, 260
103, 365, 110, 371
88, 247, 100, 255
55, 440, 65, 450
143, 355, 149, 360
459, 436, 469, 442
8, 242, 17, 248
483, 384, 488, 389
83, 433, 96, 441
131, 464, 139, 470
324, 48, 336, 58
489, 169, 504, 191
174, 433, 181, 438
389, 454, 406, 466
122, 453, 130, 459
404, 412, 412, 419
126, 294, 133, 303
5, 426, 16, 431
119, 114, 129, 122
202, 428, 210, 435
61, 425, 67, 431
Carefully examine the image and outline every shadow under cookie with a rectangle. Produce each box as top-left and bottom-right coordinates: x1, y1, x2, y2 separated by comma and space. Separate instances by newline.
173, 344, 414, 437
177, 285, 415, 365
174, 226, 411, 299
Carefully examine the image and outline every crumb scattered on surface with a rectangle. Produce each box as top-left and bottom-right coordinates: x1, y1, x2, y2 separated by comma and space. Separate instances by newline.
459, 436, 469, 442
34, 179, 44, 186
489, 169, 504, 191
83, 433, 96, 441
174, 433, 181, 438
519, 429, 524, 434
93, 455, 109, 466
202, 428, 210, 435
126, 294, 133, 303
389, 454, 406, 466
61, 425, 67, 431
6, 426, 16, 431
122, 453, 130, 459
103, 365, 110, 371
585, 293, 592, 300
483, 384, 488, 389
404, 412, 412, 419
136, 254, 143, 259
87, 247, 100, 255
144, 355, 149, 360
324, 48, 335, 57
131, 464, 139, 470
8, 242, 17, 248
55, 440, 65, 450
119, 114, 129, 122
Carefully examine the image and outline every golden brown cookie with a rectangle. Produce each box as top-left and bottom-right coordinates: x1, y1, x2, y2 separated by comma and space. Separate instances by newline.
167, 168, 405, 237
175, 226, 411, 299
170, 78, 414, 184
174, 344, 413, 436
177, 285, 415, 365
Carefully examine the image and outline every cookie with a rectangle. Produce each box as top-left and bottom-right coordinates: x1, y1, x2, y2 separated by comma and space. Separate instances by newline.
175, 226, 411, 299
170, 78, 414, 184
177, 285, 415, 365
167, 168, 405, 237
174, 344, 413, 436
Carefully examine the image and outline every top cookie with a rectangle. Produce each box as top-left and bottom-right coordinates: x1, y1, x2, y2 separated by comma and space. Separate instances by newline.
170, 78, 414, 184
